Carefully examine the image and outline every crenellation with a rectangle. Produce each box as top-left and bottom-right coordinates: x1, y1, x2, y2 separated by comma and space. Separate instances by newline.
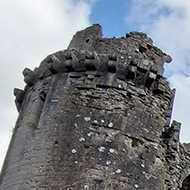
51, 53, 162, 87
18, 49, 169, 95
13, 88, 25, 111
22, 68, 37, 87
46, 54, 63, 74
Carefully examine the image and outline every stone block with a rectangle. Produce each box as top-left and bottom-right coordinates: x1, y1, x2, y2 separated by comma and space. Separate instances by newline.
126, 65, 137, 79
47, 55, 64, 73
150, 64, 157, 73
108, 53, 117, 61
145, 72, 157, 88
137, 59, 152, 72
131, 58, 139, 66
139, 44, 148, 53
108, 60, 117, 73
65, 59, 75, 72
84, 52, 100, 71
85, 50, 95, 59
116, 56, 128, 80
22, 68, 36, 87
14, 101, 22, 111
14, 88, 25, 103
97, 73, 116, 87
14, 88, 25, 111
98, 54, 109, 71
70, 52, 86, 71
84, 59, 96, 71
64, 50, 72, 60
155, 60, 164, 76
153, 82, 166, 93
163, 54, 172, 63
94, 52, 101, 70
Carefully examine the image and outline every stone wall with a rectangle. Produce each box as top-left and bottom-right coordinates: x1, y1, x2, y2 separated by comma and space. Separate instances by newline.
0, 24, 190, 190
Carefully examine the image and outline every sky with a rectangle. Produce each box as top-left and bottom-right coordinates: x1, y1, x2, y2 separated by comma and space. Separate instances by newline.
0, 0, 190, 170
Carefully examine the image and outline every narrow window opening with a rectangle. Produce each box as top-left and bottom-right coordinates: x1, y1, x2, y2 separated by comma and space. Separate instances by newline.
86, 65, 96, 71
86, 39, 90, 43
66, 66, 75, 72
108, 65, 116, 73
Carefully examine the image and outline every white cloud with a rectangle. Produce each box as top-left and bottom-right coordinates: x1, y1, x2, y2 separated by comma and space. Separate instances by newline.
0, 0, 93, 170
169, 75, 190, 142
125, 0, 190, 142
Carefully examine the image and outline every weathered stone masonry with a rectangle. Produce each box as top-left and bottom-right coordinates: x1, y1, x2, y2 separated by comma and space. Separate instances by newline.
1, 24, 190, 190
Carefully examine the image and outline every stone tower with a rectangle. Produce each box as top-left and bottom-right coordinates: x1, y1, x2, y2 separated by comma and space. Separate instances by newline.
0, 24, 190, 190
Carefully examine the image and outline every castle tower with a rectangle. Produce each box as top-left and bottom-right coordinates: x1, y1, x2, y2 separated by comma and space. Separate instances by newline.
0, 24, 190, 190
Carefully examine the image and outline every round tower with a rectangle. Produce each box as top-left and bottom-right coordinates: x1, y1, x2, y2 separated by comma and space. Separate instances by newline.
0, 24, 188, 190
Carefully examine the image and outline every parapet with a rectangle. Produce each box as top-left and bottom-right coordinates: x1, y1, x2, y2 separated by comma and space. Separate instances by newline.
68, 24, 172, 75
14, 25, 173, 112
16, 24, 171, 89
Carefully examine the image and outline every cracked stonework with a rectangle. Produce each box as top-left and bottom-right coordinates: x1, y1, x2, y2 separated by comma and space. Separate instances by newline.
0, 24, 189, 190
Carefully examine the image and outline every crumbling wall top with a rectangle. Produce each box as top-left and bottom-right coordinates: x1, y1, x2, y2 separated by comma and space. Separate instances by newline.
68, 24, 172, 77
68, 24, 103, 50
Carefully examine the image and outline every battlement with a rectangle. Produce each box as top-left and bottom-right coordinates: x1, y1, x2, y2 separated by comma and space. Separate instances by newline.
20, 24, 172, 86
14, 49, 174, 114
14, 25, 173, 113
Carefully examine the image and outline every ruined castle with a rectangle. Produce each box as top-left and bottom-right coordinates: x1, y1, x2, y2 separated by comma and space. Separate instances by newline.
0, 24, 190, 189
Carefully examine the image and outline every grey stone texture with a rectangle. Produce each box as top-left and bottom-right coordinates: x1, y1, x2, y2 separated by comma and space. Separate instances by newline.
0, 24, 189, 190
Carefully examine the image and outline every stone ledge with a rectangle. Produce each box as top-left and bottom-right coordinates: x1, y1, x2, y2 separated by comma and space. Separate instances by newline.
22, 50, 167, 89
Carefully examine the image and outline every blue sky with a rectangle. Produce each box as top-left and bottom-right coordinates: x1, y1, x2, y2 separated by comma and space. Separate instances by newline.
90, 0, 133, 37
1, 0, 190, 169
